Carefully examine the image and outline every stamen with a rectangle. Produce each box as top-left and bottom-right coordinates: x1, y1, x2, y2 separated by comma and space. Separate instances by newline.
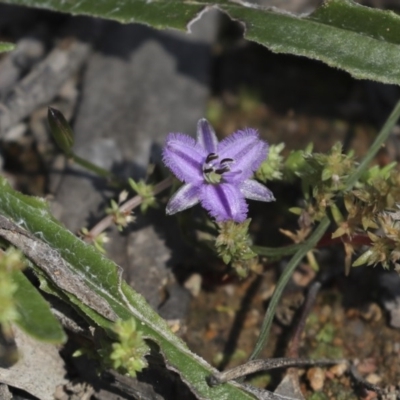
205, 153, 219, 163
203, 167, 213, 173
215, 166, 230, 175
220, 158, 234, 164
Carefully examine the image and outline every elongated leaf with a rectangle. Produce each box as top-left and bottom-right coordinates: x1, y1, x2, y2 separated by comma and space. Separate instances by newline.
0, 178, 254, 400
227, 0, 400, 84
12, 270, 67, 344
0, 0, 203, 28
2, 0, 400, 85
0, 42, 14, 53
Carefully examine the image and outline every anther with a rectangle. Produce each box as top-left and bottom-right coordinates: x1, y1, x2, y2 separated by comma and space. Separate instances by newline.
220, 158, 234, 164
203, 167, 213, 173
205, 153, 219, 163
215, 166, 230, 175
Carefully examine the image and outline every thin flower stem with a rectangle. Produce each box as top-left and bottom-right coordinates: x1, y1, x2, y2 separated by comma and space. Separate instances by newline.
87, 175, 173, 239
71, 154, 119, 182
249, 216, 330, 361
249, 98, 400, 362
346, 99, 400, 190
253, 232, 372, 261
251, 243, 302, 258
349, 364, 387, 396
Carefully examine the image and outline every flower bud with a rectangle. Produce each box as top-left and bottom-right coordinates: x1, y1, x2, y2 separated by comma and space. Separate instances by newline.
47, 107, 74, 156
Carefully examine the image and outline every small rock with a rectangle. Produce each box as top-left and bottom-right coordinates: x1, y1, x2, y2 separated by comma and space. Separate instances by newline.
319, 304, 332, 324
329, 362, 348, 377
307, 367, 325, 391
0, 384, 12, 400
244, 309, 260, 328
388, 308, 400, 329
184, 273, 202, 297
366, 373, 382, 385
223, 284, 235, 297
167, 319, 182, 334
360, 303, 382, 322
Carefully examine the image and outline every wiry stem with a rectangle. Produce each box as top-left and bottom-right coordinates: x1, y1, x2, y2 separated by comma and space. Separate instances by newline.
87, 176, 173, 240
208, 357, 345, 386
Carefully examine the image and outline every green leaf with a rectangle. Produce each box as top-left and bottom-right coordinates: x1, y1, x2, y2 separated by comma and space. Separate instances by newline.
0, 0, 204, 29
0, 42, 14, 53
321, 168, 332, 181
0, 178, 254, 400
2, 0, 400, 84
12, 270, 67, 344
229, 0, 400, 85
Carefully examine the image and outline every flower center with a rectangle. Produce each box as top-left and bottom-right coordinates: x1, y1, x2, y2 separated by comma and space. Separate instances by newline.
202, 153, 234, 184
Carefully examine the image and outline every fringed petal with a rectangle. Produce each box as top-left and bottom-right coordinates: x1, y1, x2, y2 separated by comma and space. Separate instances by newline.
197, 118, 218, 154
240, 179, 275, 202
163, 133, 205, 183
166, 183, 200, 215
218, 128, 268, 181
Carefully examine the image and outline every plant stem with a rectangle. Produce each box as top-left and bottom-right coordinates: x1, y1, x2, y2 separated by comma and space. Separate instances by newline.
346, 99, 400, 189
249, 98, 400, 361
88, 176, 173, 239
71, 154, 118, 182
249, 216, 330, 360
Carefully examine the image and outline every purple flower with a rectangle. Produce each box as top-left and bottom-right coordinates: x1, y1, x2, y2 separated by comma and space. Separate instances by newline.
162, 119, 275, 222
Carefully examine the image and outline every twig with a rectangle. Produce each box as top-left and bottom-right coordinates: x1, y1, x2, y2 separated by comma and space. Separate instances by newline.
208, 358, 345, 386
349, 364, 384, 396
287, 281, 321, 358
87, 176, 173, 239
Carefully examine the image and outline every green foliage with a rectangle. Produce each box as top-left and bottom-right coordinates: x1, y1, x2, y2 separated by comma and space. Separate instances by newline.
259, 138, 400, 271
106, 191, 135, 231
0, 248, 65, 343
256, 143, 285, 182
315, 322, 335, 343
308, 392, 329, 400
0, 42, 14, 53
13, 269, 67, 343
253, 135, 400, 271
2, 1, 400, 85
215, 219, 257, 277
0, 248, 24, 324
284, 143, 314, 181
80, 227, 109, 254
129, 178, 157, 213
288, 142, 356, 222
305, 314, 343, 359
352, 208, 400, 269
103, 319, 150, 377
